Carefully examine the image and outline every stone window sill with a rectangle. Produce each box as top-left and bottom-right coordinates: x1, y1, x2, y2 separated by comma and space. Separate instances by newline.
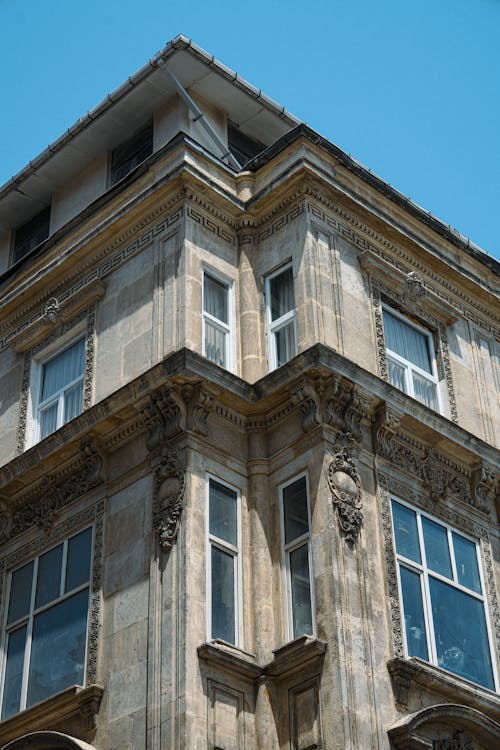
0, 685, 104, 747
198, 640, 262, 681
388, 657, 500, 721
264, 635, 327, 679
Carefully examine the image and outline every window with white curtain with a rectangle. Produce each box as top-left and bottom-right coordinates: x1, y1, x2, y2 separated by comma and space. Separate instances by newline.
382, 305, 439, 410
36, 338, 85, 440
207, 477, 241, 646
265, 264, 297, 370
203, 272, 232, 370
391, 499, 497, 690
280, 475, 315, 640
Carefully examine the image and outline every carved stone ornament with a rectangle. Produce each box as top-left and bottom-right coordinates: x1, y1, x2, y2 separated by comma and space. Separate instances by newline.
327, 433, 363, 545
404, 270, 426, 306
0, 500, 13, 542
471, 462, 498, 515
433, 733, 473, 750
153, 441, 186, 551
42, 297, 61, 325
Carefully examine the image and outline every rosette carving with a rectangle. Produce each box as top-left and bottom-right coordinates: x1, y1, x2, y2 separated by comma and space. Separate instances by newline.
327, 434, 363, 545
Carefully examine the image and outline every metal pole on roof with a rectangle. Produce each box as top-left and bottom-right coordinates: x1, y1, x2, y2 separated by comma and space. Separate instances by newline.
158, 61, 242, 170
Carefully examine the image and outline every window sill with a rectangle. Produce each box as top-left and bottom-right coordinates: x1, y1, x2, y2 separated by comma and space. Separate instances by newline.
388, 657, 499, 721
264, 635, 327, 679
0, 685, 104, 747
198, 640, 262, 681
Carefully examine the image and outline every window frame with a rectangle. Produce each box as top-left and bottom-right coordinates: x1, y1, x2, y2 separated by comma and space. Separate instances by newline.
34, 335, 86, 443
382, 303, 441, 411
0, 527, 94, 719
390, 496, 498, 691
265, 262, 298, 371
279, 473, 316, 642
109, 121, 154, 186
202, 268, 235, 373
205, 474, 242, 647
11, 206, 51, 265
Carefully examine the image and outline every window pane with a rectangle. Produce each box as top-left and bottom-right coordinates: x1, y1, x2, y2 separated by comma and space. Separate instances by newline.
412, 372, 438, 409
392, 502, 421, 563
453, 533, 481, 594
64, 381, 83, 424
205, 321, 226, 367
35, 544, 63, 609
40, 402, 58, 440
270, 268, 294, 321
422, 517, 452, 579
387, 357, 406, 392
27, 588, 89, 708
209, 481, 237, 546
65, 528, 93, 592
283, 477, 309, 545
275, 322, 296, 366
204, 274, 228, 323
400, 566, 428, 660
41, 339, 85, 401
1, 626, 27, 720
429, 577, 494, 690
383, 309, 432, 373
7, 562, 34, 624
211, 547, 235, 644
290, 544, 313, 637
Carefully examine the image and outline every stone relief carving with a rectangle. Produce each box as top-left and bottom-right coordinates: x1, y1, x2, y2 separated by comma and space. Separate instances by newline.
433, 732, 473, 750
152, 442, 186, 551
471, 462, 498, 515
379, 477, 405, 658
86, 500, 104, 685
403, 270, 426, 307
327, 433, 363, 545
42, 297, 61, 325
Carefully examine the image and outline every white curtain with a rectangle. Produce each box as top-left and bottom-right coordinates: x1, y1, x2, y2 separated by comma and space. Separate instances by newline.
383, 310, 431, 373
204, 275, 228, 323
270, 268, 294, 321
41, 339, 85, 401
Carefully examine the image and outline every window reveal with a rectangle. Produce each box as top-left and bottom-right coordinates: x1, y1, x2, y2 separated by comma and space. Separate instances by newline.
265, 265, 297, 370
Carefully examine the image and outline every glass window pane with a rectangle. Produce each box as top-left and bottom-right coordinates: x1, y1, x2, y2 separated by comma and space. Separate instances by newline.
35, 544, 63, 609
65, 528, 93, 592
41, 339, 85, 401
1, 626, 27, 720
7, 562, 34, 624
429, 577, 494, 690
40, 402, 58, 439
275, 322, 296, 366
204, 275, 228, 323
387, 357, 406, 392
64, 381, 83, 424
383, 309, 432, 373
211, 546, 235, 644
399, 566, 428, 660
205, 321, 226, 367
27, 588, 89, 708
290, 544, 313, 637
270, 268, 294, 321
283, 477, 309, 545
209, 481, 237, 546
392, 502, 421, 563
422, 517, 452, 578
412, 372, 438, 409
453, 533, 481, 594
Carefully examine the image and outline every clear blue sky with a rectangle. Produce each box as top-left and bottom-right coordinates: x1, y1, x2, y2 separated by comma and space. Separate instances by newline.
1, 0, 499, 259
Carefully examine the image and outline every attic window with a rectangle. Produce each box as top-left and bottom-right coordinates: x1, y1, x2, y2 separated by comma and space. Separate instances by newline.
13, 207, 51, 263
227, 122, 265, 167
110, 122, 153, 185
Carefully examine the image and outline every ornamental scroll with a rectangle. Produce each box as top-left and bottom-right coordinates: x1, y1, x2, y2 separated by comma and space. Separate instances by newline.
327, 433, 363, 545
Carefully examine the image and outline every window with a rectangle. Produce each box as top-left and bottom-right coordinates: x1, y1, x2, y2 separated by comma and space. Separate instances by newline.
207, 478, 241, 645
383, 305, 439, 410
280, 476, 315, 640
110, 122, 153, 185
37, 338, 85, 441
265, 265, 297, 370
1, 528, 93, 719
227, 122, 266, 167
391, 499, 497, 690
13, 207, 51, 264
203, 272, 232, 370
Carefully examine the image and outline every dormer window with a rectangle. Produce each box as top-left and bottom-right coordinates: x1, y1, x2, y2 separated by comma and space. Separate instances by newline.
110, 122, 153, 185
13, 207, 51, 263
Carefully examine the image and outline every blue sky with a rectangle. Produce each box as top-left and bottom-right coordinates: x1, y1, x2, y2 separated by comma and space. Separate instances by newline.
1, 0, 499, 259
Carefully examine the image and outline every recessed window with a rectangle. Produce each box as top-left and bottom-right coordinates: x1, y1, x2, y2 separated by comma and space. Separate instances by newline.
1, 528, 93, 719
207, 478, 240, 645
383, 305, 439, 410
391, 499, 497, 690
203, 272, 232, 370
37, 338, 85, 440
280, 476, 314, 639
13, 207, 51, 264
227, 122, 266, 167
110, 122, 153, 185
265, 264, 297, 370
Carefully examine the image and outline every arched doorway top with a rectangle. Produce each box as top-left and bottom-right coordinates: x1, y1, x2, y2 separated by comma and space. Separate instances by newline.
3, 730, 98, 750
388, 703, 500, 749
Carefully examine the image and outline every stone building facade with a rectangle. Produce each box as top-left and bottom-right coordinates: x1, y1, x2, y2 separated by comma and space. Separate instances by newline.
0, 35, 498, 750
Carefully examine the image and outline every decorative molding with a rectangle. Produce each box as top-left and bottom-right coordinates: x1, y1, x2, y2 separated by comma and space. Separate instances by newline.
379, 476, 405, 658
327, 432, 363, 545
404, 270, 427, 308
86, 500, 104, 686
471, 461, 498, 515
152, 442, 186, 552
186, 203, 236, 245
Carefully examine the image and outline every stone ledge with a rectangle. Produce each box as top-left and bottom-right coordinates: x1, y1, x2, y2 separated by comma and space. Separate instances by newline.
197, 640, 262, 681
0, 685, 104, 747
265, 635, 327, 679
388, 657, 500, 722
